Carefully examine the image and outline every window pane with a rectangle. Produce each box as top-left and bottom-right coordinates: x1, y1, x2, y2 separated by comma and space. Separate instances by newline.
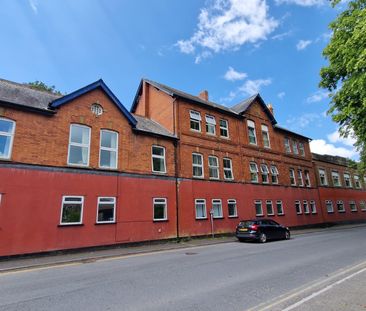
154, 201, 166, 220
193, 154, 202, 165
69, 145, 88, 165
228, 200, 237, 217
100, 149, 117, 168
71, 125, 89, 144
101, 131, 117, 148
97, 203, 115, 222
62, 203, 82, 223
0, 119, 14, 133
153, 157, 164, 172
0, 135, 11, 157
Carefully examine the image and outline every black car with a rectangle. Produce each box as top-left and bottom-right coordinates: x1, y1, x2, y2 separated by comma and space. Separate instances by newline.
236, 219, 290, 243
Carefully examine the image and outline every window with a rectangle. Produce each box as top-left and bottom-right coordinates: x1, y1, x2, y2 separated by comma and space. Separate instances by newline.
190, 110, 201, 132
326, 200, 334, 213
205, 115, 216, 135
289, 169, 296, 186
0, 118, 15, 160
250, 162, 259, 183
260, 164, 269, 183
255, 200, 263, 216
318, 168, 328, 186
292, 141, 299, 155
284, 138, 291, 153
228, 199, 237, 217
219, 119, 229, 138
223, 158, 233, 180
360, 201, 366, 211
60, 196, 83, 225
298, 142, 305, 156
295, 200, 302, 214
97, 197, 116, 223
354, 175, 361, 189
276, 200, 284, 215
192, 153, 204, 178
304, 170, 311, 187
212, 199, 223, 218
247, 120, 257, 145
310, 200, 316, 214
208, 156, 219, 179
153, 198, 167, 221
336, 200, 345, 212
195, 199, 207, 219
303, 200, 310, 214
270, 165, 279, 184
344, 173, 352, 188
349, 201, 357, 212
67, 124, 90, 166
261, 125, 270, 148
266, 200, 274, 215
152, 145, 166, 173
297, 170, 304, 187
100, 130, 118, 169
332, 171, 341, 187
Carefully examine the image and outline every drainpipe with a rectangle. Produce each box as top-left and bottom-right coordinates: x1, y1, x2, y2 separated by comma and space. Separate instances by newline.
172, 97, 180, 241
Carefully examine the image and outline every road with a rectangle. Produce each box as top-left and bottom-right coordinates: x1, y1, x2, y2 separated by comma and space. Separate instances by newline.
1, 226, 366, 311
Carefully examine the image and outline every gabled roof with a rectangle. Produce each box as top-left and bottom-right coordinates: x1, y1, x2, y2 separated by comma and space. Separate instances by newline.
131, 79, 239, 117
274, 125, 311, 141
50, 79, 137, 127
0, 78, 60, 113
231, 93, 277, 125
133, 115, 177, 139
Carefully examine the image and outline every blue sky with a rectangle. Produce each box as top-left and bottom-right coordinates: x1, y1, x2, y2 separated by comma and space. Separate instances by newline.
0, 0, 358, 159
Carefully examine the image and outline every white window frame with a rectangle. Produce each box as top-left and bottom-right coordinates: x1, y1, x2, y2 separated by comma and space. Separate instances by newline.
295, 200, 302, 214
289, 169, 296, 186
266, 200, 274, 216
276, 200, 284, 215
304, 170, 311, 187
303, 200, 310, 214
67, 124, 91, 167
297, 169, 304, 187
292, 141, 299, 155
151, 145, 167, 174
261, 124, 270, 148
190, 110, 201, 132
354, 175, 361, 189
219, 119, 229, 138
195, 199, 207, 219
326, 200, 334, 213
270, 165, 279, 184
96, 197, 116, 223
349, 201, 357, 212
153, 198, 168, 221
284, 137, 291, 153
205, 115, 216, 135
319, 168, 328, 186
344, 173, 352, 188
336, 200, 345, 213
223, 158, 234, 180
208, 155, 219, 180
250, 162, 259, 183
332, 171, 341, 187
99, 130, 118, 169
310, 200, 317, 214
247, 120, 257, 145
255, 200, 263, 216
192, 153, 204, 178
360, 201, 366, 211
0, 118, 16, 160
60, 196, 84, 225
298, 142, 305, 156
260, 164, 269, 184
228, 199, 237, 218
212, 199, 223, 218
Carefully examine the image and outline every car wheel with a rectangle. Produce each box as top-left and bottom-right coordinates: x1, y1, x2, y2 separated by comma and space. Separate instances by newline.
285, 231, 290, 240
259, 233, 267, 243
238, 238, 245, 242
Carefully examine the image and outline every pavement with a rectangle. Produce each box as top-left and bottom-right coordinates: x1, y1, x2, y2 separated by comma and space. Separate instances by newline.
1, 223, 365, 273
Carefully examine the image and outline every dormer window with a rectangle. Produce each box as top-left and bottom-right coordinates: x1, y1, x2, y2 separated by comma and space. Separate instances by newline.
261, 125, 270, 148
219, 119, 229, 138
190, 110, 201, 132
298, 142, 305, 156
205, 115, 216, 135
284, 138, 291, 153
247, 120, 257, 145
292, 141, 299, 155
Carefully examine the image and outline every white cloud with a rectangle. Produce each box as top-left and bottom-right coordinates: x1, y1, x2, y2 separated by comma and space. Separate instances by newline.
327, 130, 356, 147
275, 0, 326, 6
224, 67, 247, 81
286, 113, 321, 129
306, 90, 329, 103
272, 31, 292, 41
277, 92, 286, 99
310, 139, 358, 159
239, 78, 272, 95
194, 51, 212, 64
176, 0, 278, 61
29, 0, 38, 13
296, 40, 312, 50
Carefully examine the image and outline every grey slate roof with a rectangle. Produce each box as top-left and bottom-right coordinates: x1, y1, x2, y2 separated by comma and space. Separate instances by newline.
0, 78, 61, 112
231, 94, 258, 114
133, 114, 177, 139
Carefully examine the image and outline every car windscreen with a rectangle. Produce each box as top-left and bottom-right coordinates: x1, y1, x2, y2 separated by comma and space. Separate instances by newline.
239, 220, 256, 227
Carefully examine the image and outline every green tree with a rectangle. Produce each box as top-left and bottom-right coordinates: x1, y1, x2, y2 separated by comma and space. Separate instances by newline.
25, 81, 63, 95
319, 0, 366, 169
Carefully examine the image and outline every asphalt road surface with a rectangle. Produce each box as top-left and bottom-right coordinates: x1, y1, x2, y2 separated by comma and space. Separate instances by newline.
1, 226, 366, 311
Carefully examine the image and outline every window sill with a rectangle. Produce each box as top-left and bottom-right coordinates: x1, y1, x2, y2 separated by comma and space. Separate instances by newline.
196, 217, 208, 220
220, 136, 230, 140
206, 133, 216, 136
327, 211, 334, 214
338, 211, 346, 213
58, 223, 84, 227
193, 176, 205, 179
153, 219, 168, 222
213, 216, 224, 219
350, 210, 358, 213
95, 222, 116, 225
228, 215, 238, 218
256, 214, 264, 217
152, 171, 167, 175
277, 213, 285, 216
267, 214, 275, 216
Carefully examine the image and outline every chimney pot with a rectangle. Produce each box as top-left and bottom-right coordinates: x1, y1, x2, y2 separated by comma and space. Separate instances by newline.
267, 104, 274, 115
199, 90, 209, 101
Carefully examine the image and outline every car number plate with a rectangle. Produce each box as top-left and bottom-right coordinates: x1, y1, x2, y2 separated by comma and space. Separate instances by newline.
239, 228, 248, 232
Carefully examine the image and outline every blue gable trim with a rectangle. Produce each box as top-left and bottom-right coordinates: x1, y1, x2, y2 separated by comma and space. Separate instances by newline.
50, 79, 137, 127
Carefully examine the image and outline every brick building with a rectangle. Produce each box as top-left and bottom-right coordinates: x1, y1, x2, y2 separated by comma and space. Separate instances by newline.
0, 78, 365, 256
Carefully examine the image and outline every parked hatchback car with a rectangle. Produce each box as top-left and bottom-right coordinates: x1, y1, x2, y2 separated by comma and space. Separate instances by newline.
236, 219, 290, 243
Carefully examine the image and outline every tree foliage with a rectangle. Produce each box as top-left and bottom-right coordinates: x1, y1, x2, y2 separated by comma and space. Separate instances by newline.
26, 81, 63, 95
319, 0, 366, 169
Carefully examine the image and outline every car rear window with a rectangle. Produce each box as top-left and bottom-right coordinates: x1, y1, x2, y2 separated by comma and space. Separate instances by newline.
239, 220, 257, 227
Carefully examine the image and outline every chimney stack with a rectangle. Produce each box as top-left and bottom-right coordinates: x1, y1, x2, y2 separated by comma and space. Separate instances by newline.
198, 90, 209, 101
267, 103, 274, 115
